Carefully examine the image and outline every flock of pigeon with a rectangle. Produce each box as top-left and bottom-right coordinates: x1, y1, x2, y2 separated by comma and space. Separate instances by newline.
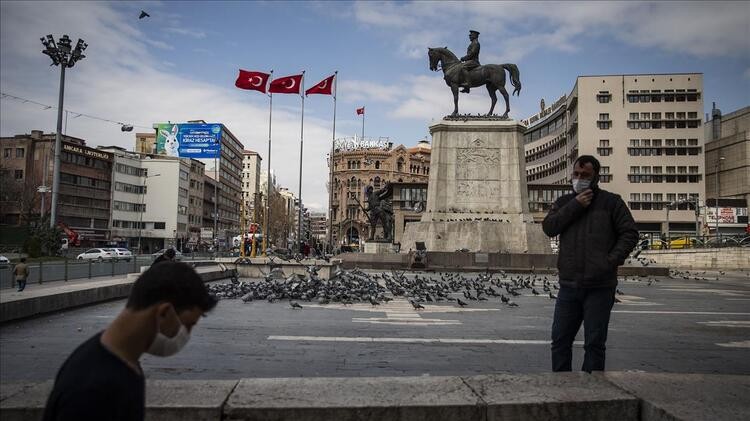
207, 267, 590, 310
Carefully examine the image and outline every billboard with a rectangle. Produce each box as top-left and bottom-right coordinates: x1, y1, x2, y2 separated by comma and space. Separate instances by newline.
156, 123, 222, 158
704, 207, 747, 224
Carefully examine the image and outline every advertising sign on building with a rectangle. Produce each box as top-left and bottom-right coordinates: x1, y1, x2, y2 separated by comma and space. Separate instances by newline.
155, 123, 222, 158
200, 228, 213, 239
704, 207, 746, 224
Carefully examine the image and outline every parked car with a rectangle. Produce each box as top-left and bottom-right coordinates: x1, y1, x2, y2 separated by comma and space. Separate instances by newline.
106, 248, 133, 262
668, 237, 700, 249
151, 248, 183, 261
0, 255, 10, 269
77, 248, 116, 262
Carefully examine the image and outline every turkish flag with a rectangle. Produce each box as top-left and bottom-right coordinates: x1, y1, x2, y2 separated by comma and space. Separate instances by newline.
235, 69, 270, 93
305, 74, 335, 96
269, 74, 303, 94
356, 107, 365, 115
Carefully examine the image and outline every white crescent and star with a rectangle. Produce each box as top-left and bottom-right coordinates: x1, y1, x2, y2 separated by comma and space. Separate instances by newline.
249, 75, 263, 87
317, 80, 328, 89
285, 78, 297, 89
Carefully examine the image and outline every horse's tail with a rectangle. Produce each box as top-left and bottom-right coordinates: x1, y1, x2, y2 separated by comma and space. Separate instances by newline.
502, 64, 522, 96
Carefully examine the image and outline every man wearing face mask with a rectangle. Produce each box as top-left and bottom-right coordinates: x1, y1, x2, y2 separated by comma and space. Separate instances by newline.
542, 155, 638, 373
43, 261, 218, 421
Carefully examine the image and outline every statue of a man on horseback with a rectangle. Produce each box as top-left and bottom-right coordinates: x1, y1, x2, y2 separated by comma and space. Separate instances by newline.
428, 30, 522, 118
460, 30, 481, 93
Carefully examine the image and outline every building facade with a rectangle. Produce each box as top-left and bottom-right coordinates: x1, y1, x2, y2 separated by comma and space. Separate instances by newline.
98, 146, 148, 249
704, 104, 749, 235
522, 74, 706, 237
330, 137, 431, 247
241, 150, 262, 227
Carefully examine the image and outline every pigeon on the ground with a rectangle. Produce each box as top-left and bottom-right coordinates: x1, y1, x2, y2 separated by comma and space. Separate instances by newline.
290, 301, 303, 309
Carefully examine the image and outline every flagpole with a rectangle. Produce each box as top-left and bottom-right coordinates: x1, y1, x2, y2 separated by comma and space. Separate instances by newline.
361, 106, 365, 140
328, 71, 338, 251
296, 71, 305, 254
263, 70, 273, 256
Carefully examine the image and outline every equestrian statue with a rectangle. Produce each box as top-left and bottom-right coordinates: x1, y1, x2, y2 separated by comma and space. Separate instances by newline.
428, 30, 522, 118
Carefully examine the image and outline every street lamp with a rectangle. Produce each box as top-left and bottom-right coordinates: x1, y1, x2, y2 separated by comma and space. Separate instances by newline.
41, 34, 87, 228
137, 173, 160, 254
715, 156, 725, 240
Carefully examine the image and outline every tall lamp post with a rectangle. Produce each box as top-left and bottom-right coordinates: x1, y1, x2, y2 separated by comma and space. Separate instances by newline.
715, 156, 725, 239
40, 34, 87, 228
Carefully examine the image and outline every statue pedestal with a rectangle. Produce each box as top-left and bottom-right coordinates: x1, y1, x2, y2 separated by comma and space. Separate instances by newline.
401, 119, 550, 254
364, 241, 398, 254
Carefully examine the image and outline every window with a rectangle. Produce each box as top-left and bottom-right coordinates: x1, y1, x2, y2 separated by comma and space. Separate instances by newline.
689, 166, 699, 174
600, 166, 612, 183
375, 161, 380, 169
179, 187, 188, 198
3, 148, 11, 158
16, 148, 25, 158
627, 92, 639, 103
629, 113, 639, 120
596, 91, 611, 103
630, 139, 640, 147
641, 112, 650, 120
153, 222, 166, 229
14, 169, 23, 179
688, 112, 698, 119
179, 170, 189, 180
688, 138, 698, 146
665, 112, 674, 120
676, 112, 686, 120
652, 112, 661, 120
115, 182, 146, 194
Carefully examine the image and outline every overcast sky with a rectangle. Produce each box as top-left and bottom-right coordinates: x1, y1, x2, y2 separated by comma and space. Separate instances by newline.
1, 1, 748, 211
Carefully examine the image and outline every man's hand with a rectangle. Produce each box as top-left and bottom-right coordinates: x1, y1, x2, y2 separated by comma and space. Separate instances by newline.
575, 189, 593, 208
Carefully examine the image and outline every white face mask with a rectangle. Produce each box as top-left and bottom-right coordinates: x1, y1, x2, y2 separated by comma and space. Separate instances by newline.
146, 307, 190, 357
572, 178, 591, 193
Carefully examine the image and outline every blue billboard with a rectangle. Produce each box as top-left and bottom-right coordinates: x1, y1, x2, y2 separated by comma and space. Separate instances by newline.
156, 123, 222, 158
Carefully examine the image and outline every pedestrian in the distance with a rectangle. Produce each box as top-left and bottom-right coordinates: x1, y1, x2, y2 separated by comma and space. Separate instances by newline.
542, 155, 638, 373
43, 261, 218, 420
153, 248, 176, 265
13, 257, 29, 292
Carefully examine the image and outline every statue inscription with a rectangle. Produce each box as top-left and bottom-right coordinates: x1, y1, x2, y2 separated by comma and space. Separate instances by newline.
456, 148, 500, 180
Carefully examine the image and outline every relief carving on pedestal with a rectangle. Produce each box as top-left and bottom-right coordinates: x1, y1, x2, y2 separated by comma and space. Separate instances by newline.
456, 180, 500, 200
456, 147, 500, 180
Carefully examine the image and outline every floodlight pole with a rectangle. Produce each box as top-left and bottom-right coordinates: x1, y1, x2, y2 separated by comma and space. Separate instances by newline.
50, 64, 66, 228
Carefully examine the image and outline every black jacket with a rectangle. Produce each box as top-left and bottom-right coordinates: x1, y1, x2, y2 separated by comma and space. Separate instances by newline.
543, 188, 638, 288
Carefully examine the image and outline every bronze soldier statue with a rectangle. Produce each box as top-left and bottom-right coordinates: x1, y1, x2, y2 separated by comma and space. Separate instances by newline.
460, 30, 481, 93
365, 183, 394, 241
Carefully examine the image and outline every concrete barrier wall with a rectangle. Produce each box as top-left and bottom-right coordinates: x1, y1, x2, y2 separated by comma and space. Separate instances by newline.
639, 248, 750, 270
0, 269, 236, 324
2, 373, 747, 421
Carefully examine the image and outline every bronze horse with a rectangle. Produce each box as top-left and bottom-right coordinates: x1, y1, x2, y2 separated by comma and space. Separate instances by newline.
428, 47, 521, 117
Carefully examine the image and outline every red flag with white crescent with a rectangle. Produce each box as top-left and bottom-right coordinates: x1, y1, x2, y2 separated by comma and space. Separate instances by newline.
356, 107, 365, 115
235, 69, 270, 93
305, 74, 335, 96
269, 74, 303, 94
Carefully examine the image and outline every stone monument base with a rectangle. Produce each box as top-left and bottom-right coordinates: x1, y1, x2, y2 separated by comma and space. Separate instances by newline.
401, 219, 549, 254
364, 241, 398, 254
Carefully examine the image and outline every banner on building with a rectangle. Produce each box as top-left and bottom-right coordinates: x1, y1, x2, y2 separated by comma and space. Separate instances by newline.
155, 123, 222, 158
200, 228, 213, 239
704, 207, 747, 224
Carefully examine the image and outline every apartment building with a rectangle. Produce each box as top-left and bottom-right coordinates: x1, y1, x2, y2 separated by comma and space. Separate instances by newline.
241, 150, 262, 225
523, 74, 705, 236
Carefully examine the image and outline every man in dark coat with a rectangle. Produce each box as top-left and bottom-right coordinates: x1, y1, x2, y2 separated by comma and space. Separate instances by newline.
460, 30, 481, 93
542, 155, 638, 372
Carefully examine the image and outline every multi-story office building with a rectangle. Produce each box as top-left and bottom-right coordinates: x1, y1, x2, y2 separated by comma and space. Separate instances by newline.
187, 160, 205, 245
202, 173, 219, 247
704, 103, 749, 235
309, 211, 328, 243
523, 74, 706, 236
98, 146, 148, 249
330, 137, 430, 246
1, 131, 114, 246
241, 149, 262, 225
137, 156, 191, 252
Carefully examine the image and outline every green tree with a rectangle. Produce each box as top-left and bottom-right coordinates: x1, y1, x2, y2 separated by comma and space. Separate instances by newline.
30, 216, 63, 256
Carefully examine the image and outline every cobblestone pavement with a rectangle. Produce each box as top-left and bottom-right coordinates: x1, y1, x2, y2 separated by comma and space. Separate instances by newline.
1, 270, 748, 381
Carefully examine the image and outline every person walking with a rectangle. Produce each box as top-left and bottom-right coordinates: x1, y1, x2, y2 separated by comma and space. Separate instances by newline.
13, 257, 29, 292
542, 155, 638, 372
43, 261, 218, 420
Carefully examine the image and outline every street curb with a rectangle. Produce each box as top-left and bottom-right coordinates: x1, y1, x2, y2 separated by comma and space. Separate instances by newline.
0, 269, 236, 324
2, 372, 747, 421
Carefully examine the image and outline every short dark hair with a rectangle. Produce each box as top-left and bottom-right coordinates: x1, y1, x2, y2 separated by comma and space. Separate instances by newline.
20, 257, 26, 263
126, 261, 217, 313
573, 155, 601, 176
164, 248, 176, 258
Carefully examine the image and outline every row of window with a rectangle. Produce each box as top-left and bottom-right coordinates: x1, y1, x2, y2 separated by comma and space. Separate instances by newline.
3, 148, 25, 158
115, 163, 147, 177
627, 174, 702, 183
60, 173, 111, 190
62, 151, 110, 170
628, 193, 699, 211
523, 114, 566, 143
112, 220, 166, 229
114, 182, 146, 194
113, 200, 146, 212
525, 137, 567, 162
628, 112, 698, 120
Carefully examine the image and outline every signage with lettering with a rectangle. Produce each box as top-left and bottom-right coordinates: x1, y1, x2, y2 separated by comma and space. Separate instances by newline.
334, 136, 391, 152
521, 95, 567, 128
63, 143, 112, 161
704, 207, 746, 224
155, 123, 222, 158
